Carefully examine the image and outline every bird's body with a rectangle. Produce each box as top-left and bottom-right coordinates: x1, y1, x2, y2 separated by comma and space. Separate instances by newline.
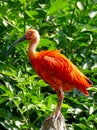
9, 29, 93, 119
29, 49, 91, 96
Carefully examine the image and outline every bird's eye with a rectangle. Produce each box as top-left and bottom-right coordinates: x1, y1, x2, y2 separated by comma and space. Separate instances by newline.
27, 31, 32, 36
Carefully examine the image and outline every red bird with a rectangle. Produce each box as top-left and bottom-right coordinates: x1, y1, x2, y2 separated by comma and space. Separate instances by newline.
8, 29, 93, 119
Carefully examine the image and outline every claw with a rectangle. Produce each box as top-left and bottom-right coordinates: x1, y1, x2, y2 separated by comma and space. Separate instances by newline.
53, 110, 61, 120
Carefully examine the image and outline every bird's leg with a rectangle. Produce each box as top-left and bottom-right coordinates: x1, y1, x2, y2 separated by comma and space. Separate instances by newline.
53, 87, 64, 119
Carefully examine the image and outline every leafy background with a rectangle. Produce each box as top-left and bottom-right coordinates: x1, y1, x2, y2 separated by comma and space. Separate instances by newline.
0, 0, 97, 129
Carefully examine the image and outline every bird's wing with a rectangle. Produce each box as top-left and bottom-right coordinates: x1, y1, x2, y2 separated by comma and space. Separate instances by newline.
41, 52, 75, 83
40, 51, 92, 94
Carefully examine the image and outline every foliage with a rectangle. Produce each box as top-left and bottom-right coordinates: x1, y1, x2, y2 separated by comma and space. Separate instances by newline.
0, 0, 97, 129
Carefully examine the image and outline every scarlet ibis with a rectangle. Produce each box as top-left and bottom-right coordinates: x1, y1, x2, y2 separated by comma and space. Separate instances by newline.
8, 29, 93, 119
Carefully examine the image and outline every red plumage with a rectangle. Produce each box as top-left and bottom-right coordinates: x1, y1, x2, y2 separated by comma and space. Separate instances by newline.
29, 50, 92, 96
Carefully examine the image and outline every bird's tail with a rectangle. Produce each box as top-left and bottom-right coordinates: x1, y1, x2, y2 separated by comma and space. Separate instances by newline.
85, 76, 93, 86
78, 76, 93, 96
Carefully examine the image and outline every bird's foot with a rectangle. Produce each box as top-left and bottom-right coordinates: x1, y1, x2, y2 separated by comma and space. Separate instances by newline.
53, 110, 61, 120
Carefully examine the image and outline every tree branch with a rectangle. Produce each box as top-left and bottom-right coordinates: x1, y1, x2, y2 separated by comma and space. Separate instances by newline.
40, 113, 67, 130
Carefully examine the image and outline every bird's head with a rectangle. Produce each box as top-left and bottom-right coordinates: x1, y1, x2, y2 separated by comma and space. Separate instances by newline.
7, 29, 40, 54
26, 29, 40, 41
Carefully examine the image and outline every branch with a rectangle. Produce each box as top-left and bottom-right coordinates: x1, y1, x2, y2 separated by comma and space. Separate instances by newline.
40, 113, 67, 130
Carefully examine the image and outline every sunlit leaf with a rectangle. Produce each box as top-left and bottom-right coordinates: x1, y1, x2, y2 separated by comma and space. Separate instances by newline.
47, 0, 68, 15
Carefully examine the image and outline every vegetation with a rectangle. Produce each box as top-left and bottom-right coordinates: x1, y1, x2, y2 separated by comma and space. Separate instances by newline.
0, 0, 97, 129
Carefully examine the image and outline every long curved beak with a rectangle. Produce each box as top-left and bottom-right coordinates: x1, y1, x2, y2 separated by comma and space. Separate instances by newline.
7, 35, 26, 56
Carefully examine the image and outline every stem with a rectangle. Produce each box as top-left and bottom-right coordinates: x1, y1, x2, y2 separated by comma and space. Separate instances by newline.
81, 37, 93, 64
67, 0, 78, 59
23, 0, 28, 73
12, 99, 28, 125
68, 0, 78, 36
23, 1, 26, 33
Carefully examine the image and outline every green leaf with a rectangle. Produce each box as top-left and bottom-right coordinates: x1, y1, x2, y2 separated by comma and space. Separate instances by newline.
73, 123, 89, 130
0, 108, 13, 119
40, 38, 57, 50
47, 0, 68, 15
25, 10, 38, 19
62, 103, 71, 108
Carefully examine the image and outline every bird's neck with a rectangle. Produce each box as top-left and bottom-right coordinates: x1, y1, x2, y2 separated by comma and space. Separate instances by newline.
28, 38, 39, 61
